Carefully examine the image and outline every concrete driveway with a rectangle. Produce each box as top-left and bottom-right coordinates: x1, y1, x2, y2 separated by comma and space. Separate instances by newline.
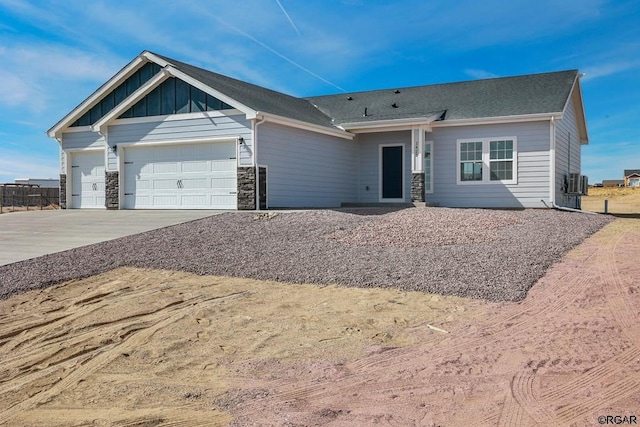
0, 209, 225, 266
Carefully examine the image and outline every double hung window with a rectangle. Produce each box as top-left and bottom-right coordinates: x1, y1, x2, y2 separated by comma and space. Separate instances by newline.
457, 137, 517, 184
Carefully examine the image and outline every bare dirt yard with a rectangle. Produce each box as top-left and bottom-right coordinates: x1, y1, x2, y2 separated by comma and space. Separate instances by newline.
0, 207, 638, 426
583, 186, 640, 214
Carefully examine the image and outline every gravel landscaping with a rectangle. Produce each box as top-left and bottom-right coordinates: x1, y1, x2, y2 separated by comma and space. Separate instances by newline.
0, 207, 613, 302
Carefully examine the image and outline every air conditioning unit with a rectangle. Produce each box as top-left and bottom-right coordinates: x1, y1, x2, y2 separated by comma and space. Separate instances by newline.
567, 173, 581, 194
580, 175, 588, 195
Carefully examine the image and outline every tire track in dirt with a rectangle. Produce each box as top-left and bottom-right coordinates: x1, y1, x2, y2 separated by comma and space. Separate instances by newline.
13, 408, 229, 427
0, 290, 250, 425
234, 220, 640, 425
502, 221, 640, 426
600, 222, 640, 344
497, 389, 530, 427
272, 265, 597, 406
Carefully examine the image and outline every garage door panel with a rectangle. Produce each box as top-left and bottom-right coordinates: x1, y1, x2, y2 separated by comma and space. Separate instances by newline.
153, 195, 178, 206
153, 179, 179, 190
153, 162, 178, 174
211, 195, 236, 208
211, 160, 235, 172
123, 142, 237, 209
181, 195, 208, 206
211, 178, 236, 188
181, 178, 208, 189
182, 161, 208, 173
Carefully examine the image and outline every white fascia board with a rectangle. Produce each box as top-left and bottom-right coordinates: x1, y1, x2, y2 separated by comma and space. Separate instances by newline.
340, 116, 438, 133
91, 70, 171, 134
165, 66, 257, 119
567, 75, 590, 145
431, 112, 562, 128
47, 54, 148, 139
140, 51, 172, 68
257, 112, 354, 140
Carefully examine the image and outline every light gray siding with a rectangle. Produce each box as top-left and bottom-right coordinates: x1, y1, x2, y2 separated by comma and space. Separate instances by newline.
60, 130, 105, 150
106, 114, 252, 171
355, 131, 411, 203
554, 89, 582, 208
258, 122, 357, 208
426, 121, 551, 208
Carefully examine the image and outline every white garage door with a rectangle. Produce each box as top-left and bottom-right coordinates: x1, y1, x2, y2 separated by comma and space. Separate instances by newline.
123, 142, 237, 209
71, 151, 105, 209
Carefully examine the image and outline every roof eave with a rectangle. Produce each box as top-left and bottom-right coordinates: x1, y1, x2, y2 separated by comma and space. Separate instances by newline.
257, 112, 354, 140
340, 114, 443, 133
431, 112, 563, 128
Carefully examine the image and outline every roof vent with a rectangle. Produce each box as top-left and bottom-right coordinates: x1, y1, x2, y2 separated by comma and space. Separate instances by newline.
347, 96, 353, 100
394, 89, 401, 94
363, 107, 368, 117
391, 103, 398, 108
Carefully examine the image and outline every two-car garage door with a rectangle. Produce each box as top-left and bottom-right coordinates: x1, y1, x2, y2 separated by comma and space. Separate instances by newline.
122, 142, 237, 209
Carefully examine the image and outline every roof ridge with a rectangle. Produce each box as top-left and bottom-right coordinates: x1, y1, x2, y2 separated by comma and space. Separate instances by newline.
306, 69, 579, 100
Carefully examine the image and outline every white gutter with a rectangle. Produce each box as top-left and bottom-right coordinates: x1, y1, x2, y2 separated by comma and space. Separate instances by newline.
340, 113, 442, 132
253, 115, 267, 210
257, 112, 354, 140
432, 112, 563, 128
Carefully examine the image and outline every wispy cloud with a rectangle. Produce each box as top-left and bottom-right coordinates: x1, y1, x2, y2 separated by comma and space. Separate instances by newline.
581, 60, 640, 81
209, 14, 346, 92
275, 0, 300, 36
464, 69, 500, 80
0, 151, 60, 181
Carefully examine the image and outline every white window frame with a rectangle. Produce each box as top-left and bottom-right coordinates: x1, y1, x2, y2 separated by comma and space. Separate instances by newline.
424, 140, 434, 194
456, 136, 517, 185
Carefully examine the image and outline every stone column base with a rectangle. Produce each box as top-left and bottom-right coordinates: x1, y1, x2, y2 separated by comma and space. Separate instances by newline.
59, 174, 67, 209
106, 171, 119, 209
411, 172, 425, 202
237, 166, 256, 210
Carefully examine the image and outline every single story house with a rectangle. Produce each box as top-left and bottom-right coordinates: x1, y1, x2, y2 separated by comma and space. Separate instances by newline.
48, 51, 589, 210
603, 180, 625, 188
624, 169, 640, 187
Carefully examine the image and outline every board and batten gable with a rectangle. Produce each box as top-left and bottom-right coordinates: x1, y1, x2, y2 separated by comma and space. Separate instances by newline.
426, 121, 551, 208
105, 112, 252, 171
258, 122, 357, 208
354, 131, 411, 204
554, 88, 583, 208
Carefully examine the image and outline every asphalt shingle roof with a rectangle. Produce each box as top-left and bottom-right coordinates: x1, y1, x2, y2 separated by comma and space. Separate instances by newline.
155, 52, 577, 129
306, 70, 578, 125
153, 53, 336, 129
624, 169, 640, 177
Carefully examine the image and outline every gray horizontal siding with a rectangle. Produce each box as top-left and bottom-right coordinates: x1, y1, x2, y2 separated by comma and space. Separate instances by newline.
355, 131, 411, 203
61, 130, 105, 150
106, 114, 252, 171
555, 90, 582, 208
258, 123, 357, 208
427, 121, 551, 208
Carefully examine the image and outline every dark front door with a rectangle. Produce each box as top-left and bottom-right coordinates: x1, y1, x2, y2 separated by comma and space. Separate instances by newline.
381, 145, 403, 199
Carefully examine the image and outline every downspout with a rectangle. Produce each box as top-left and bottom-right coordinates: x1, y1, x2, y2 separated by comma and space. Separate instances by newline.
253, 114, 267, 211
541, 199, 599, 215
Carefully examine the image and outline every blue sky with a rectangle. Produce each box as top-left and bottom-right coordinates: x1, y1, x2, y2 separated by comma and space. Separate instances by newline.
0, 0, 639, 184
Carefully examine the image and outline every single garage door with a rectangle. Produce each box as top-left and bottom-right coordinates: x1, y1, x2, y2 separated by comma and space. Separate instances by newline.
122, 142, 237, 209
71, 151, 105, 209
